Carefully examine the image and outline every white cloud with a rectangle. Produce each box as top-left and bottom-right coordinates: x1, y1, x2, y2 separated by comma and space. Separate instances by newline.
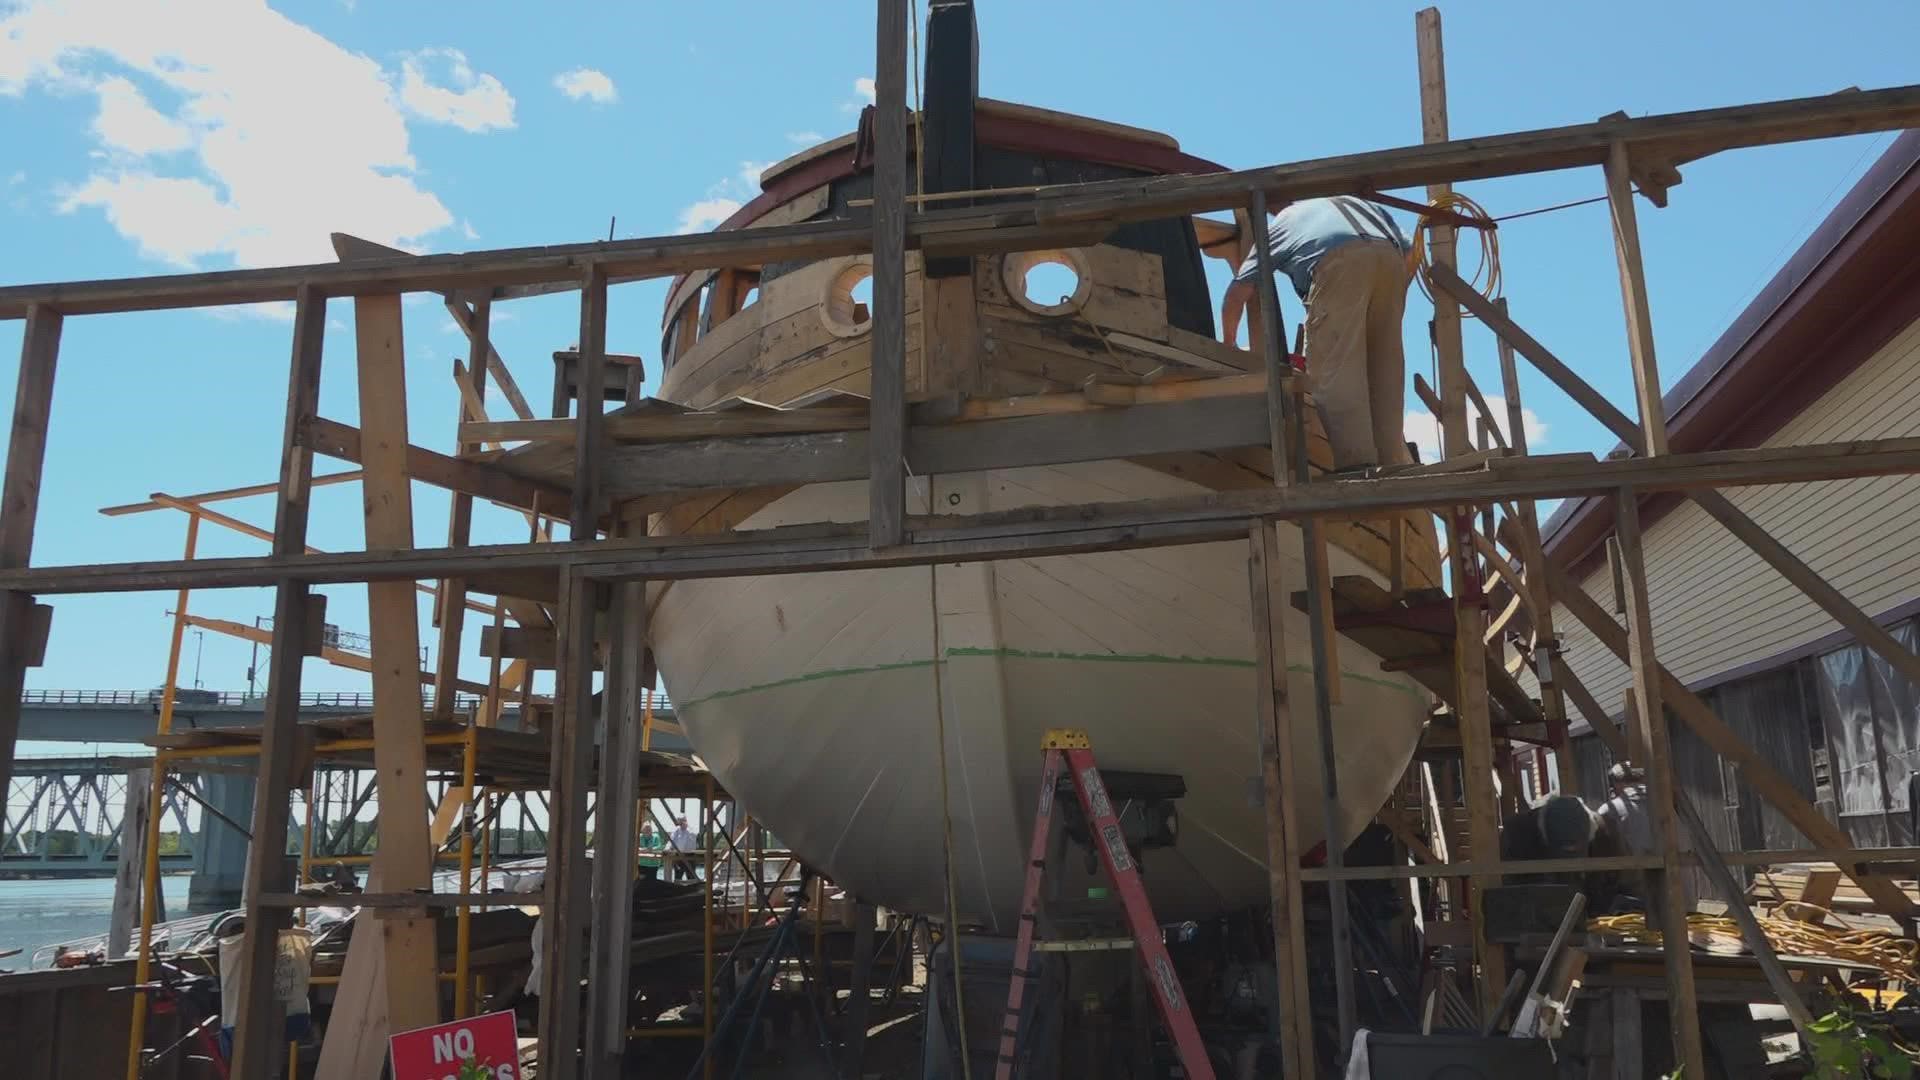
737, 160, 770, 191
675, 197, 741, 235
1403, 394, 1548, 464
785, 130, 822, 145
855, 76, 875, 102
461, 218, 479, 240
91, 75, 190, 154
553, 67, 616, 104
398, 47, 514, 133
3, 0, 464, 268
208, 299, 296, 324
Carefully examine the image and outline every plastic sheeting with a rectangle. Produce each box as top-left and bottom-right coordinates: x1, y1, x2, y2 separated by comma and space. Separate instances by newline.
1814, 619, 1920, 846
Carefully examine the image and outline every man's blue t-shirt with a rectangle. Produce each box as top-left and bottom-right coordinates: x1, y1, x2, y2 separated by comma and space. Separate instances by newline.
1233, 196, 1410, 299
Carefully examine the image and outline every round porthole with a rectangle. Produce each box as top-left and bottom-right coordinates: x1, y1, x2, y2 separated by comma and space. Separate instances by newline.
820, 259, 875, 338
1002, 249, 1092, 317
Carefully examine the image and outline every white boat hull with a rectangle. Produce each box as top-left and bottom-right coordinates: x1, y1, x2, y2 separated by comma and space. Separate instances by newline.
651, 459, 1429, 928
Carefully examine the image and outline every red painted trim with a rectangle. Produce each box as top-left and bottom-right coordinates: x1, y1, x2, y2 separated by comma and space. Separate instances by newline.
970, 110, 1227, 178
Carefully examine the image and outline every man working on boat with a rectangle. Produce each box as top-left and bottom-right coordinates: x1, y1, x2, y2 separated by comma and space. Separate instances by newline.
1224, 196, 1414, 473
669, 815, 698, 882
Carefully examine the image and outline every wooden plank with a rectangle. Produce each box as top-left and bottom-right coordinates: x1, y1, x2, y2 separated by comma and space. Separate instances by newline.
586, 579, 646, 1072
0, 303, 59, 803
1247, 521, 1317, 1080
107, 766, 151, 958
232, 286, 324, 1079
434, 298, 486, 724
316, 292, 438, 1079
469, 403, 871, 446
537, 571, 599, 1080
598, 393, 1271, 495
304, 415, 565, 514
1613, 491, 1705, 1079
1435, 274, 1920, 711
13, 437, 1920, 596
12, 85, 1920, 319
1606, 142, 1670, 456
1612, 987, 1643, 1080
1545, 558, 1918, 918
922, 275, 982, 396
1797, 868, 1844, 913
99, 471, 363, 516
1416, 5, 1505, 1013
572, 264, 608, 537
479, 625, 559, 664
1493, 297, 1574, 792
1417, 8, 1470, 462
868, 0, 909, 547
185, 611, 494, 696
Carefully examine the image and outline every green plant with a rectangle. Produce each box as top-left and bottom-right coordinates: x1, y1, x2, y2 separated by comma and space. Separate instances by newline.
1805, 1006, 1915, 1080
456, 1060, 493, 1080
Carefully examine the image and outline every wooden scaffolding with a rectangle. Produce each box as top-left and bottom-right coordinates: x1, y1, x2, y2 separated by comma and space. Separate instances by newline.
5, 6, 1920, 1078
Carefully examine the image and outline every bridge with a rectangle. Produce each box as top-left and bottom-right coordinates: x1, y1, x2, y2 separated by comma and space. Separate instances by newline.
19, 687, 687, 743
1, 755, 204, 877
6, 689, 679, 907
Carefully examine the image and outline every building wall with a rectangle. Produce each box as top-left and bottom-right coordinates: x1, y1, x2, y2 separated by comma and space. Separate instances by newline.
1552, 314, 1920, 712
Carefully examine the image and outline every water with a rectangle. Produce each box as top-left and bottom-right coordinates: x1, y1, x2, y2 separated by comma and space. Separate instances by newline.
0, 875, 191, 967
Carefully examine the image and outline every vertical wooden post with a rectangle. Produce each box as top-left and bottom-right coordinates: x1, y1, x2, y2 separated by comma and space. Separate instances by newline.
1415, 5, 1505, 1010
868, 0, 909, 547
1244, 192, 1318, 1076
433, 297, 489, 725
0, 303, 61, 801
542, 266, 610, 1078
701, 778, 717, 1080
1605, 142, 1671, 457
1248, 521, 1316, 1079
1493, 299, 1575, 792
1613, 492, 1705, 1077
234, 286, 324, 1079
316, 291, 441, 1080
539, 568, 599, 1080
587, 579, 647, 1077
107, 767, 152, 958
573, 267, 608, 536
842, 900, 878, 1073
1415, 9, 1468, 463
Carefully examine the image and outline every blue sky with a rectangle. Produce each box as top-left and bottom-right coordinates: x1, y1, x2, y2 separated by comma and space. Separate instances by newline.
1, 0, 1917, 721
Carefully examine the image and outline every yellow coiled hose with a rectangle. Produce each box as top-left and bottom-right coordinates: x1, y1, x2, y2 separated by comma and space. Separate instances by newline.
1589, 910, 1920, 985
1407, 191, 1501, 305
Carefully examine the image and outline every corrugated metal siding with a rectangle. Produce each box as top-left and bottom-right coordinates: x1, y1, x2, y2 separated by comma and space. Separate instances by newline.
1551, 315, 1920, 710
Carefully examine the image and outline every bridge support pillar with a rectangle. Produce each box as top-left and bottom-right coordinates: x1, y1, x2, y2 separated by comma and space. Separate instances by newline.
189, 771, 256, 913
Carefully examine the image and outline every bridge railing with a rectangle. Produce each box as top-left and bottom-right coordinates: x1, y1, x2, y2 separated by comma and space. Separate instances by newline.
18, 687, 677, 712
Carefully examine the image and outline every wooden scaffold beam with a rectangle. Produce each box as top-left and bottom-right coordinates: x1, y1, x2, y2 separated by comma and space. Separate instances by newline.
0, 303, 59, 801
231, 286, 325, 1078
1415, 5, 1506, 1013
867, 0, 909, 548
1244, 191, 1317, 1080
537, 263, 611, 1080
314, 286, 441, 1080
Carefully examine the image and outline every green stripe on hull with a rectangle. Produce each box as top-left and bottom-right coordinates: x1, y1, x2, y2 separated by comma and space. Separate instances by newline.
675, 647, 1428, 708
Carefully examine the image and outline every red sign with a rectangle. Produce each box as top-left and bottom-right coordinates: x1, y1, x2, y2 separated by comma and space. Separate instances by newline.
389, 1010, 520, 1080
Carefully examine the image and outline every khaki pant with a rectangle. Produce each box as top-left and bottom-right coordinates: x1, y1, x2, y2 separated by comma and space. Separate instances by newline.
1302, 239, 1412, 470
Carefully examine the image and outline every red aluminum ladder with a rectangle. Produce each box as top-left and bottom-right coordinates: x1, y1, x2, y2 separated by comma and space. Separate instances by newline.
994, 728, 1217, 1080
